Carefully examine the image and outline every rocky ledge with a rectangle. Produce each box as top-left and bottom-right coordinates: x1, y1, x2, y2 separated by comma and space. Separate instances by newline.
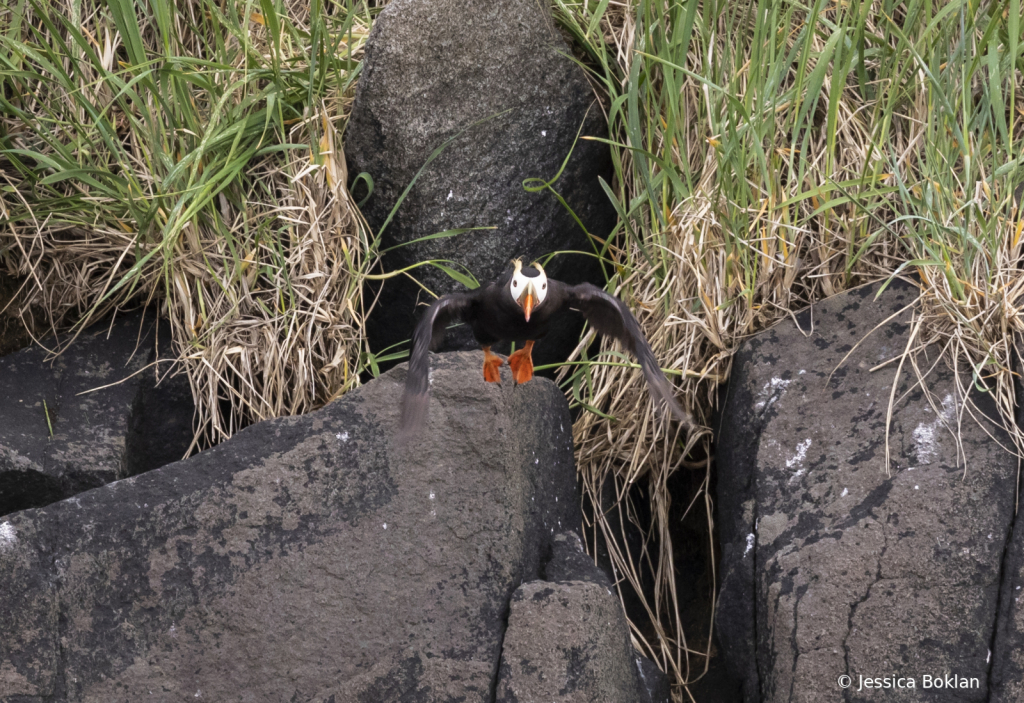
0, 351, 667, 702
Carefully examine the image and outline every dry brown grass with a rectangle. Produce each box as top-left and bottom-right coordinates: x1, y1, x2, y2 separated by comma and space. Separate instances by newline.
554, 0, 1024, 696
1, 0, 374, 448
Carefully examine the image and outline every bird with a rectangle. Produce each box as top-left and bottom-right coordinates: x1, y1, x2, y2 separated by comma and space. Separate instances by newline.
398, 258, 694, 438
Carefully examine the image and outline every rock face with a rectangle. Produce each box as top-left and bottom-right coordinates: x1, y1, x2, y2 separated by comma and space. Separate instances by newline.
991, 519, 1024, 702
715, 280, 1018, 702
989, 393, 1024, 702
497, 581, 645, 703
0, 352, 581, 701
345, 0, 614, 369
0, 310, 193, 517
497, 531, 671, 703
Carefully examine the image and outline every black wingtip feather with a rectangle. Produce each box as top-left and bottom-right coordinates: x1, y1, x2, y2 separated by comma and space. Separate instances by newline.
397, 390, 430, 445
560, 281, 695, 433
646, 368, 695, 430
397, 292, 474, 443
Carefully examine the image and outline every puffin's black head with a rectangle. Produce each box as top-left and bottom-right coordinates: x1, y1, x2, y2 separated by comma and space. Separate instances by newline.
509, 259, 548, 322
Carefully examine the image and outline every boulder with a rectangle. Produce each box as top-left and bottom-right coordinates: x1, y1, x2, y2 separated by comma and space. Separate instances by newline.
498, 531, 670, 703
988, 386, 1024, 702
0, 310, 193, 517
715, 280, 1017, 702
0, 351, 580, 701
0, 338, 62, 514
496, 580, 645, 703
345, 0, 614, 370
543, 530, 614, 587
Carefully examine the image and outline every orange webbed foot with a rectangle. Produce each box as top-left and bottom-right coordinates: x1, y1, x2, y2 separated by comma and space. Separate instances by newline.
507, 341, 535, 385
482, 346, 503, 383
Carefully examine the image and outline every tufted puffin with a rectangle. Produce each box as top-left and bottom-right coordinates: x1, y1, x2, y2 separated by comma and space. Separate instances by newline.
399, 259, 694, 437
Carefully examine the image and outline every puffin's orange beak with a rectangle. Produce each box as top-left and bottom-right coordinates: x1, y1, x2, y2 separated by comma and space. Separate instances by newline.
518, 280, 538, 321
522, 290, 534, 322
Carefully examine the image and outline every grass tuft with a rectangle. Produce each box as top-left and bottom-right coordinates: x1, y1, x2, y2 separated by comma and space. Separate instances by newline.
1, 0, 379, 447
554, 0, 1023, 694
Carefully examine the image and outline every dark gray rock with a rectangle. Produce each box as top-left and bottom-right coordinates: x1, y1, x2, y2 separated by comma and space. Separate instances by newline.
345, 0, 614, 369
501, 530, 671, 703
0, 351, 580, 701
988, 375, 1024, 702
716, 280, 1017, 702
635, 656, 672, 703
991, 519, 1024, 702
0, 311, 194, 517
544, 530, 612, 588
496, 580, 645, 703
123, 337, 195, 477
0, 341, 63, 514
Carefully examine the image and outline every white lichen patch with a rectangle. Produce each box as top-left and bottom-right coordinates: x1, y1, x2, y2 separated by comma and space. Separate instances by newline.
754, 378, 792, 411
912, 393, 956, 465
0, 521, 16, 551
336, 431, 349, 443
786, 439, 811, 468
744, 533, 755, 556
786, 439, 812, 482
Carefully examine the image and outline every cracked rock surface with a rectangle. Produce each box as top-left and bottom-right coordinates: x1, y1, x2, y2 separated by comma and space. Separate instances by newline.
989, 391, 1024, 702
0, 352, 580, 701
716, 280, 1017, 702
496, 580, 645, 703
496, 531, 671, 703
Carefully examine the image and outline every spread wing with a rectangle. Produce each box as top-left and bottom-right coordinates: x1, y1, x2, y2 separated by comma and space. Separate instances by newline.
399, 292, 475, 439
552, 281, 693, 429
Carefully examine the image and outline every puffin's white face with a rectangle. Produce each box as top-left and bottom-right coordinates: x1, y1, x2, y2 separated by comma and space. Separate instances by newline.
510, 264, 548, 303
509, 261, 547, 321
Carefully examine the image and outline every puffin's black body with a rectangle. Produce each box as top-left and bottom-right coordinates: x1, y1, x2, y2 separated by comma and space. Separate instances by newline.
399, 260, 693, 437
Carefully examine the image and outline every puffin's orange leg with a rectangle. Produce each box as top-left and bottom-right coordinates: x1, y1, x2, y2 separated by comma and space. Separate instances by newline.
482, 346, 503, 383
508, 340, 535, 384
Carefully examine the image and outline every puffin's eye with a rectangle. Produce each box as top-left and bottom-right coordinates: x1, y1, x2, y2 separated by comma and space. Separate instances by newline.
542, 283, 546, 290
513, 280, 518, 287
